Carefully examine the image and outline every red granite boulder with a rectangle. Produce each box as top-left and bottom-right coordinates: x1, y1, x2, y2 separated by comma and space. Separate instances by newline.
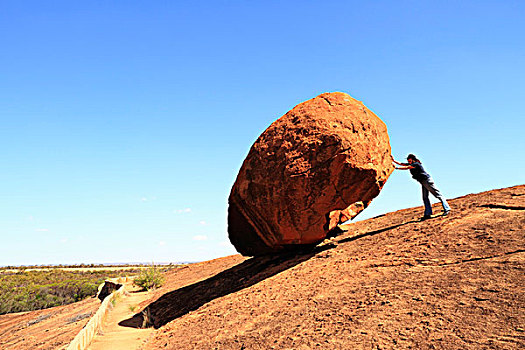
228, 92, 394, 256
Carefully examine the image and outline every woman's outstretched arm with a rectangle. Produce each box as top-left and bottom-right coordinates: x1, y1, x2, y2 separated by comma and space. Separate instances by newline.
391, 156, 409, 167
395, 165, 414, 170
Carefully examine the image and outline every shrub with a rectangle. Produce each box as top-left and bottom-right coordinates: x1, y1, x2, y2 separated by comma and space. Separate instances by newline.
0, 265, 175, 314
133, 266, 165, 291
1, 270, 127, 314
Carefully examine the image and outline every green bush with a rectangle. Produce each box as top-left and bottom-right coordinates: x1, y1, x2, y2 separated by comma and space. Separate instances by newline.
0, 269, 135, 314
133, 266, 165, 291
0, 265, 176, 314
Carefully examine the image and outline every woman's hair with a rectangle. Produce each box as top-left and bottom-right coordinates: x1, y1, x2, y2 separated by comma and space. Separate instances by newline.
407, 154, 420, 162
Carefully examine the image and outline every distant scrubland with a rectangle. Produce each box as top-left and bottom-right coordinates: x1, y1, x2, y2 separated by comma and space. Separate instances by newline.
0, 265, 175, 314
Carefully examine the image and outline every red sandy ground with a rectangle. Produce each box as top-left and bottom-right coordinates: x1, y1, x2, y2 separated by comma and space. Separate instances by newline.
140, 185, 524, 349
1, 185, 523, 349
0, 297, 99, 349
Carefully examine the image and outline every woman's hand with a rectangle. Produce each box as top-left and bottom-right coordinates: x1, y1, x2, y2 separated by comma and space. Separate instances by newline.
391, 156, 403, 166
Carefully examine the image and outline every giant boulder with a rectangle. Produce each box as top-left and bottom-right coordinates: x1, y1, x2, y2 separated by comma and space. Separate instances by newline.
228, 92, 394, 256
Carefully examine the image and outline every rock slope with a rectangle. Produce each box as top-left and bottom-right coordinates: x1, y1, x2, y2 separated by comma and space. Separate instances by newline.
144, 185, 524, 349
0, 297, 99, 350
2, 185, 522, 349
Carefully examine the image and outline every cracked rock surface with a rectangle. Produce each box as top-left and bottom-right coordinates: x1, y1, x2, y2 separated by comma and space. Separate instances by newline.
228, 92, 394, 256
142, 185, 524, 350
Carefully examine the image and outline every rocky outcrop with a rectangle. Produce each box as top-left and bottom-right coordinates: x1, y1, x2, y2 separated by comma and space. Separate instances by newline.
97, 281, 122, 302
228, 92, 394, 256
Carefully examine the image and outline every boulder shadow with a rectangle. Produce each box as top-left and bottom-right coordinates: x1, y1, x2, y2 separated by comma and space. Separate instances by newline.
119, 244, 334, 329
337, 218, 421, 244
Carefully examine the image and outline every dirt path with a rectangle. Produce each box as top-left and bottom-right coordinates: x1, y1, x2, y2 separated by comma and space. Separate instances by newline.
87, 283, 153, 350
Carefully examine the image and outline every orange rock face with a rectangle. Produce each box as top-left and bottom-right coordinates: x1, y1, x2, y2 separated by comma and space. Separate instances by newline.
228, 92, 394, 256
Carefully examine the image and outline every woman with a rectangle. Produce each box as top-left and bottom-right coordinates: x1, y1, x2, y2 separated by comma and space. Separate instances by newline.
392, 154, 451, 219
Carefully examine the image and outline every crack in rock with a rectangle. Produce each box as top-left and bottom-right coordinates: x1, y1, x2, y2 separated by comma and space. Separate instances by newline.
434, 249, 524, 267
290, 146, 352, 177
371, 250, 525, 269
322, 96, 333, 106
479, 204, 525, 210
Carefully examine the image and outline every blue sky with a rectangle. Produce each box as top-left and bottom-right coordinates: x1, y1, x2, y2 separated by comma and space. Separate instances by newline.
1, 1, 523, 265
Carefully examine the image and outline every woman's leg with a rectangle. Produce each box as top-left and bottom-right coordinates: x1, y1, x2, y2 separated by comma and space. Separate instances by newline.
422, 184, 432, 216
422, 178, 450, 212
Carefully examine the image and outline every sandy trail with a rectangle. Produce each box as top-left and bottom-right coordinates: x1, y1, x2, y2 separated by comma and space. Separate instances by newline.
87, 282, 153, 350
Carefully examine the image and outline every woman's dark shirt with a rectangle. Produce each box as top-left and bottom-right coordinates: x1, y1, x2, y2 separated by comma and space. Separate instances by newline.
402, 161, 430, 182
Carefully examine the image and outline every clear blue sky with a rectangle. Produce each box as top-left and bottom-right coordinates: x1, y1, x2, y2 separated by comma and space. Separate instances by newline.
1, 1, 523, 265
